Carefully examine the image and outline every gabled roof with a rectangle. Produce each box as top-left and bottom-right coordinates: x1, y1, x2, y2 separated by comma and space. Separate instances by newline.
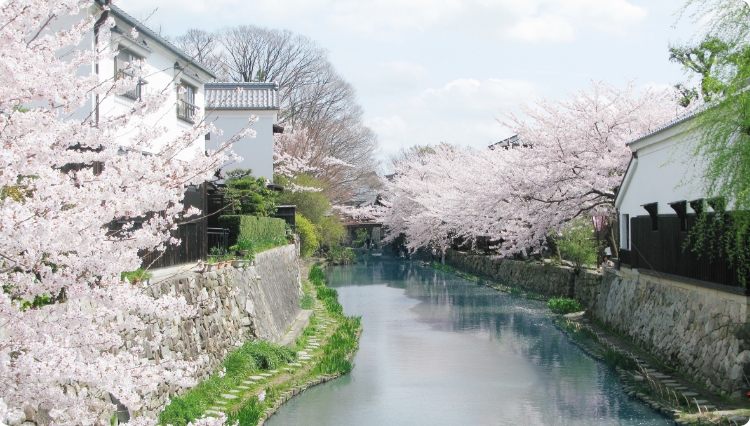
625, 108, 702, 147
204, 83, 281, 110
104, 3, 217, 79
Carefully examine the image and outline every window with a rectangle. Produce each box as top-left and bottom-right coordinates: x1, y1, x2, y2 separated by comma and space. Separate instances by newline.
114, 50, 146, 100
176, 83, 196, 123
621, 214, 630, 249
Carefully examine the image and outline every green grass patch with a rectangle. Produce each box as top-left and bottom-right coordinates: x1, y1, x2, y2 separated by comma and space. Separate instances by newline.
548, 297, 582, 314
509, 286, 522, 296
120, 268, 152, 283
432, 262, 455, 273
300, 292, 316, 309
159, 341, 295, 426
603, 347, 639, 371
313, 315, 361, 375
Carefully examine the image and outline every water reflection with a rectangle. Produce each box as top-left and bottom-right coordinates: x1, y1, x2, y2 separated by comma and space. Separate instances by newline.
267, 260, 670, 426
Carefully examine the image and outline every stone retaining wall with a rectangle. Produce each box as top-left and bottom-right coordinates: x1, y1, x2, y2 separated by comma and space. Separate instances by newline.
591, 268, 750, 398
133, 244, 301, 418
445, 249, 750, 398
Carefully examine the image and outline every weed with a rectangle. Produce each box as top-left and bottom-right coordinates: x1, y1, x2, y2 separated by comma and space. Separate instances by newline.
548, 298, 581, 314
159, 340, 294, 425
603, 347, 638, 371
510, 286, 522, 296
226, 396, 265, 425
300, 292, 316, 309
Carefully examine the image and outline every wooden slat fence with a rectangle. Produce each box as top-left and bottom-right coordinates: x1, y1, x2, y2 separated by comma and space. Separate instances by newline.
625, 215, 742, 290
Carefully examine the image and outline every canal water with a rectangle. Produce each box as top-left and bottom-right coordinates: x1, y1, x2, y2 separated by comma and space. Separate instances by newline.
267, 259, 670, 426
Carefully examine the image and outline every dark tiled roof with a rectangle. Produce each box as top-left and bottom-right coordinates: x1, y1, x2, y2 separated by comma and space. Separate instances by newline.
204, 83, 280, 110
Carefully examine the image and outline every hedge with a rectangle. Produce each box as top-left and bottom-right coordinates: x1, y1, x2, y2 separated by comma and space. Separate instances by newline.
218, 215, 286, 247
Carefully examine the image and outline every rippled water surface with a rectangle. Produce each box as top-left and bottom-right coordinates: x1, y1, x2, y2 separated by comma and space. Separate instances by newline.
266, 259, 670, 426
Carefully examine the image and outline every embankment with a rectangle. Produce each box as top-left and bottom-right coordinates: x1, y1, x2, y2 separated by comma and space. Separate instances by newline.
133, 244, 301, 418
445, 250, 750, 398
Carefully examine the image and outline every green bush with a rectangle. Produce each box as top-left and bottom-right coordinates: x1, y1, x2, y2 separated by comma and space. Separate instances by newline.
159, 339, 294, 426
548, 297, 582, 314
218, 215, 286, 247
554, 219, 599, 269
318, 215, 346, 250
300, 292, 316, 309
223, 169, 276, 216
296, 214, 319, 257
275, 175, 330, 224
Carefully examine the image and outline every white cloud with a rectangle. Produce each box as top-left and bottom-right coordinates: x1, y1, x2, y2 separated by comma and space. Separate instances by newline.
405, 78, 540, 117
123, 0, 647, 43
325, 0, 647, 42
357, 61, 431, 95
369, 78, 539, 154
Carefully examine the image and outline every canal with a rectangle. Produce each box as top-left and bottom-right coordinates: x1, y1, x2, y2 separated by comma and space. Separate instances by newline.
267, 259, 670, 426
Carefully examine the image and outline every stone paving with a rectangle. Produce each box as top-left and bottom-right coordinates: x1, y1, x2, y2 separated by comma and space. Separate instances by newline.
203, 304, 338, 421
562, 313, 749, 425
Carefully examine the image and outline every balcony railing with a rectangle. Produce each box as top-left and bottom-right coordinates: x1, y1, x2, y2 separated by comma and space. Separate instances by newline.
177, 99, 197, 123
116, 69, 146, 101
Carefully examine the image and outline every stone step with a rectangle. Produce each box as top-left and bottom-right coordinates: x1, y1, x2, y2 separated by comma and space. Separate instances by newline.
237, 386, 249, 390
220, 394, 238, 400
206, 410, 225, 416
699, 405, 717, 410
270, 370, 279, 373
215, 401, 228, 405
242, 380, 256, 385
260, 373, 272, 377
693, 400, 709, 404
249, 375, 265, 381
290, 363, 302, 367
728, 416, 749, 424
681, 392, 700, 397
228, 390, 240, 394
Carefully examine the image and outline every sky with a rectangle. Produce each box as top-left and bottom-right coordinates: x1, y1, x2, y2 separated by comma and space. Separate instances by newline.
122, 0, 700, 159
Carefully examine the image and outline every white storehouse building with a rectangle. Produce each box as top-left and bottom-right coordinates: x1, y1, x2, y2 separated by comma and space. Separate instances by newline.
615, 111, 739, 288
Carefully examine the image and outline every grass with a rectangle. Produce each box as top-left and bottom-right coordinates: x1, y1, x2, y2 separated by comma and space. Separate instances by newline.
431, 262, 456, 273
161, 263, 363, 426
548, 297, 582, 314
603, 347, 639, 371
300, 292, 316, 310
158, 341, 295, 426
120, 268, 152, 283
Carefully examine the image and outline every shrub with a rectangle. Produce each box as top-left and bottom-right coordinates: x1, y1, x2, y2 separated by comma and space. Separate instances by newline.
554, 219, 599, 270
218, 215, 286, 247
318, 215, 346, 250
296, 214, 319, 257
548, 297, 582, 314
223, 169, 276, 216
300, 292, 316, 309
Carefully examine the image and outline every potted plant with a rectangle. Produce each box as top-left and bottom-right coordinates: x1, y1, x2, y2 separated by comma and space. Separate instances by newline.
203, 257, 217, 272
235, 235, 253, 257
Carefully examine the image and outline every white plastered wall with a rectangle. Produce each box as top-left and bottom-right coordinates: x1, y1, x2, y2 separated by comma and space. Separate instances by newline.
615, 120, 709, 249
207, 109, 278, 182
52, 6, 210, 162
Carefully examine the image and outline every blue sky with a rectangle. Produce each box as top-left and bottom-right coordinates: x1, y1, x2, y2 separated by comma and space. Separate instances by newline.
124, 0, 699, 157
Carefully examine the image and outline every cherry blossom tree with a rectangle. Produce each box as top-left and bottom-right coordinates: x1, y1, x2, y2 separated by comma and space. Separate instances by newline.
0, 1, 234, 424
383, 81, 681, 256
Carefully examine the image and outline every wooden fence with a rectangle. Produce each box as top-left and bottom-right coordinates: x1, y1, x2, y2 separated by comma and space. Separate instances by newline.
138, 186, 208, 269
621, 215, 743, 290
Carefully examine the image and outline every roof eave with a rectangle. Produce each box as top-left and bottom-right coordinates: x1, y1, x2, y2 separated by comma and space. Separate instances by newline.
103, 2, 217, 79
